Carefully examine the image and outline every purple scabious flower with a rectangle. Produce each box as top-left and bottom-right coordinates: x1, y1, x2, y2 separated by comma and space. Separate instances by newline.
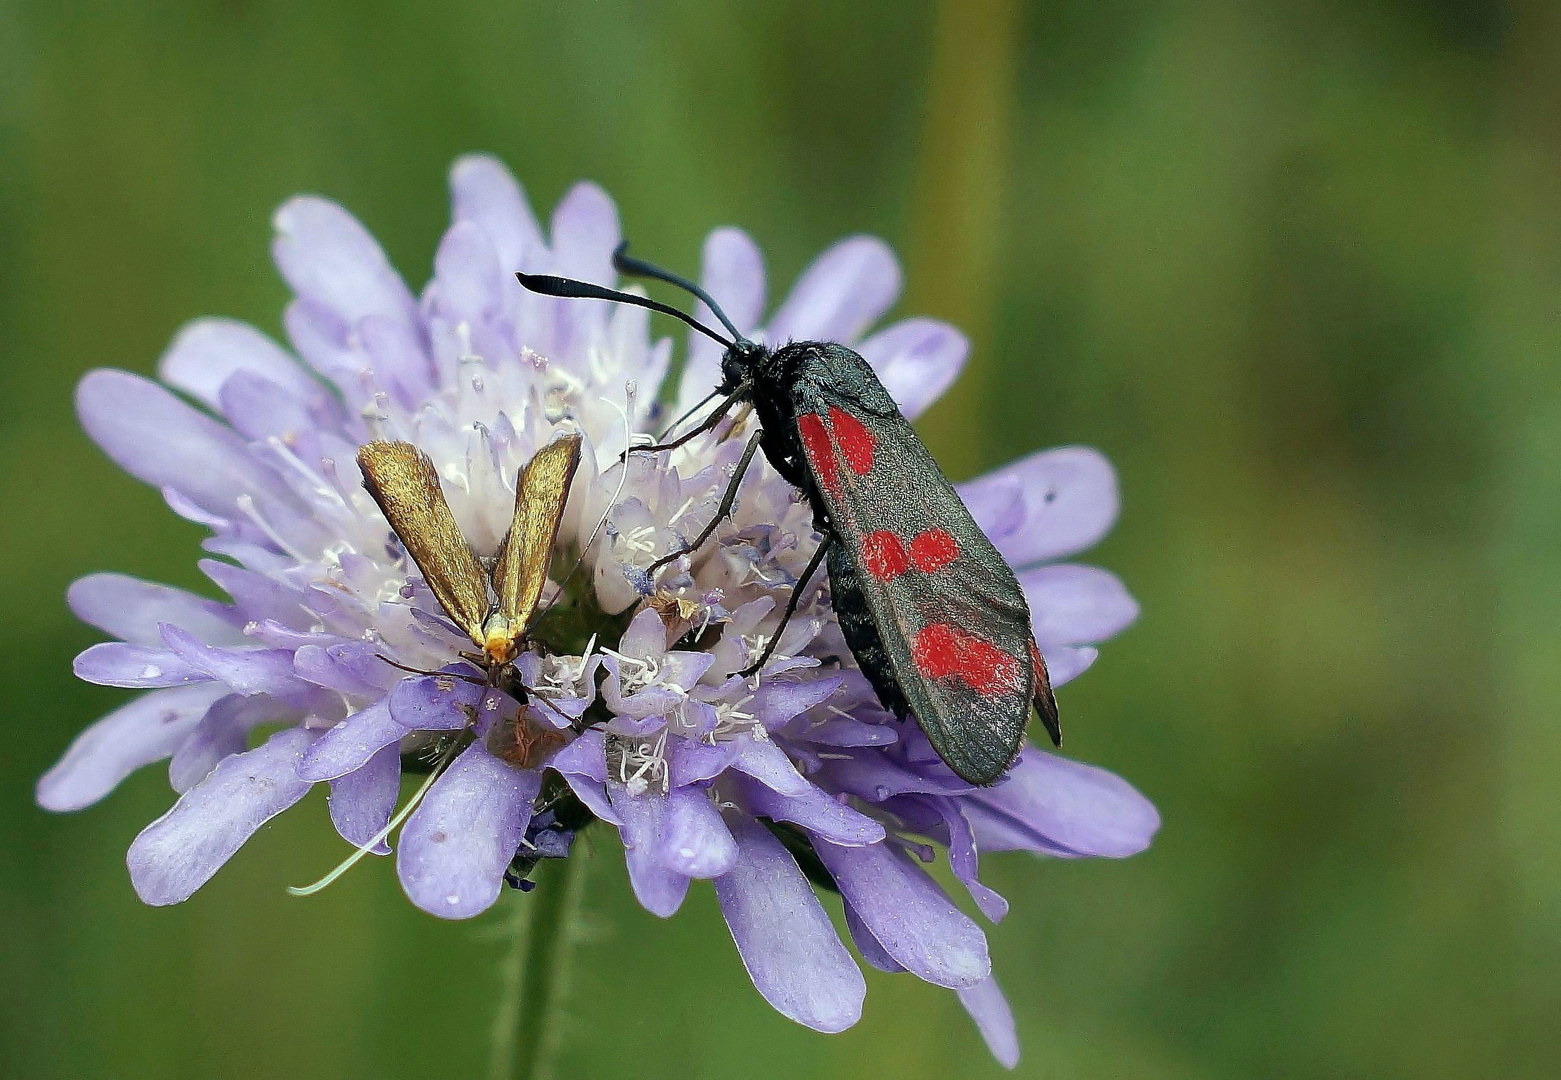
39, 155, 1157, 1066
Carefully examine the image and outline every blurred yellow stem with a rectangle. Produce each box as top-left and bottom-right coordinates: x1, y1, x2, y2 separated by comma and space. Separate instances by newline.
904, 0, 1021, 478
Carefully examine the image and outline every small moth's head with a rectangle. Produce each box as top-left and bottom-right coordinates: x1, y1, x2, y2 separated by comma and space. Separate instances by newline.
480, 611, 523, 665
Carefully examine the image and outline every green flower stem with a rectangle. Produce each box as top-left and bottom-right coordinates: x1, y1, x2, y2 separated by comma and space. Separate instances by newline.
488, 849, 590, 1080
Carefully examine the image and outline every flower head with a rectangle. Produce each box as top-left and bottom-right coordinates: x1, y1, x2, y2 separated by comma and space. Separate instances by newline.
39, 155, 1157, 1065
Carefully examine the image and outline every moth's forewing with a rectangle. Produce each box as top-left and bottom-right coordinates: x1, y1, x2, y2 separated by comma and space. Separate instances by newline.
356, 441, 490, 646
784, 345, 1037, 785
492, 432, 583, 640
1029, 640, 1061, 746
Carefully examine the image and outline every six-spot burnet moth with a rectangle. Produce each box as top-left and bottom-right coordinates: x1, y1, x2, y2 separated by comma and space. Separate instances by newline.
517, 247, 1059, 785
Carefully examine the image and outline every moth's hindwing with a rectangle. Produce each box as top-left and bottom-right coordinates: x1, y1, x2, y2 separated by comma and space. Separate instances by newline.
493, 432, 584, 637
356, 440, 490, 645
791, 367, 1040, 784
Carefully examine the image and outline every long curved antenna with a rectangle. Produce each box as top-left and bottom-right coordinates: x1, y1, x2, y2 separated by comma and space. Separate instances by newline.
516, 272, 734, 350
613, 242, 747, 343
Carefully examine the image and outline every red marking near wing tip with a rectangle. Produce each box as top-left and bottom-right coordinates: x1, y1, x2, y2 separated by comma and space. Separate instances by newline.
797, 413, 840, 496
827, 406, 876, 475
909, 528, 960, 573
911, 623, 1024, 697
861, 531, 910, 580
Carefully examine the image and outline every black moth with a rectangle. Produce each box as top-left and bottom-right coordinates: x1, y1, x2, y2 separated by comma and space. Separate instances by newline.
517, 246, 1058, 785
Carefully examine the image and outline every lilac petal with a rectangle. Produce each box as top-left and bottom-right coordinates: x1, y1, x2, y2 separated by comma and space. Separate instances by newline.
768, 235, 900, 344
735, 775, 885, 846
328, 744, 400, 854
282, 298, 357, 385
75, 369, 294, 517
550, 181, 619, 286
73, 643, 209, 688
1040, 644, 1097, 688
659, 650, 717, 691
967, 747, 1159, 857
668, 736, 735, 787
159, 625, 315, 704
198, 559, 311, 629
37, 683, 227, 812
617, 606, 667, 658
297, 699, 404, 782
843, 901, 905, 973
353, 315, 431, 405
157, 317, 321, 412
126, 726, 316, 905
450, 154, 546, 273
548, 730, 621, 827
388, 672, 485, 730
815, 838, 990, 989
818, 751, 971, 802
271, 196, 418, 328
958, 976, 1020, 1069
1022, 564, 1139, 645
801, 717, 897, 747
218, 371, 323, 445
750, 675, 842, 730
296, 640, 397, 697
657, 786, 739, 878
857, 318, 967, 420
549, 728, 607, 783
958, 446, 1120, 567
397, 740, 541, 919
608, 783, 691, 917
679, 227, 766, 414
714, 813, 865, 1033
926, 796, 1008, 922
168, 693, 292, 793
432, 220, 506, 322
730, 736, 811, 795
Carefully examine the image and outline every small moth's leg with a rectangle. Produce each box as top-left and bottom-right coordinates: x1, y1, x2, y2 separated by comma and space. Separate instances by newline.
622, 382, 752, 459
647, 430, 764, 574
376, 654, 487, 685
739, 529, 832, 678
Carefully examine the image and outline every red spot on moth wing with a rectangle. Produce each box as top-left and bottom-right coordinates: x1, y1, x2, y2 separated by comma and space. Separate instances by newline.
861, 530, 910, 580
911, 623, 1024, 697
798, 413, 840, 496
827, 406, 876, 475
909, 528, 960, 573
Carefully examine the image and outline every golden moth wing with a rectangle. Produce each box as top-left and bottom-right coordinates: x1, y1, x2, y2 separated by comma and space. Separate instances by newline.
356, 440, 490, 645
492, 432, 583, 634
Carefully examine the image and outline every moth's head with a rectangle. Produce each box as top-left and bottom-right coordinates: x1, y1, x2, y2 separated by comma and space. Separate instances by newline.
480, 612, 522, 665
719, 338, 768, 393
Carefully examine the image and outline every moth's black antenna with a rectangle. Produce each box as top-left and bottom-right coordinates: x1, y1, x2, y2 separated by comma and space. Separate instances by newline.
613, 241, 748, 343
515, 271, 734, 350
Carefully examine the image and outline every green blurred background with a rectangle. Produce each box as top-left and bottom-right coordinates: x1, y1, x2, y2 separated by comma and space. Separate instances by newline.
4, 1, 1558, 1076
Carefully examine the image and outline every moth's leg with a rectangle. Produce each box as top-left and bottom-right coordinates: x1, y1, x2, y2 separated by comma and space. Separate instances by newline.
622, 382, 752, 459
647, 430, 764, 574
739, 528, 832, 678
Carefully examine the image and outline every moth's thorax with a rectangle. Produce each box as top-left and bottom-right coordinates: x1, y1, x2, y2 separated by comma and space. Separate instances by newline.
480, 611, 522, 664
